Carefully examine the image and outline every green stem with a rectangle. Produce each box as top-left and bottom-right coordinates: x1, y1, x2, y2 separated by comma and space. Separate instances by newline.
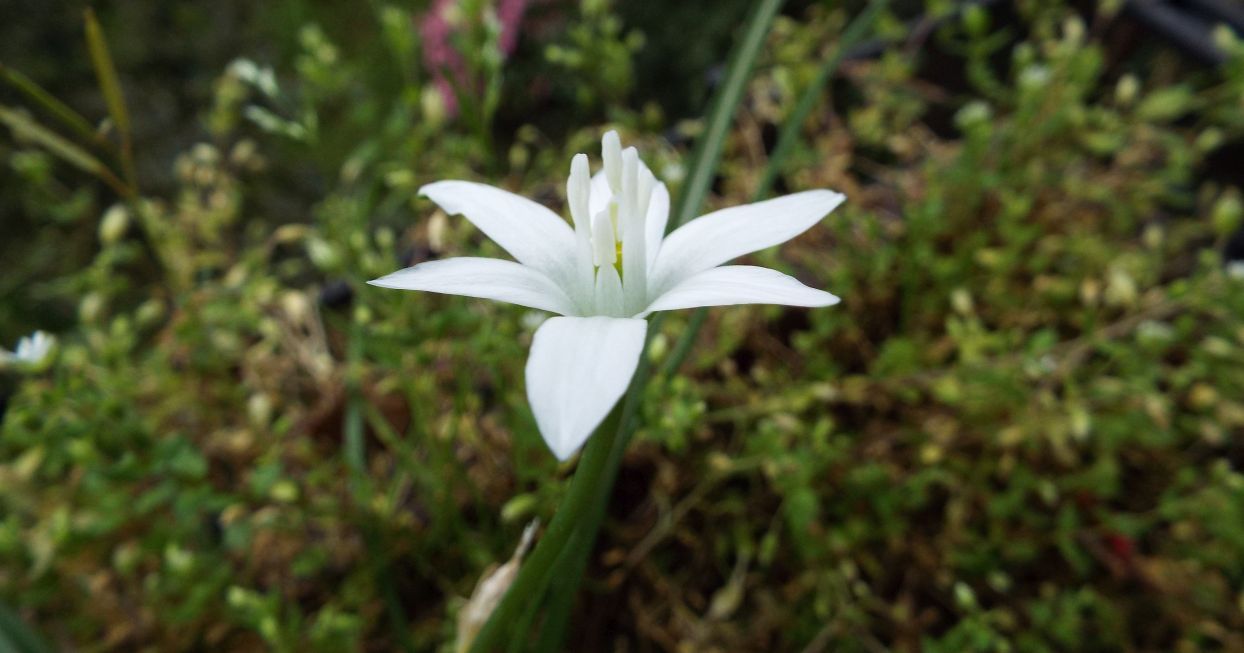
755, 0, 890, 196
344, 321, 367, 484
505, 568, 548, 653
660, 308, 709, 379
347, 320, 414, 652
466, 406, 623, 653
528, 525, 589, 652
662, 0, 888, 378
0, 64, 101, 148
672, 0, 787, 230
83, 9, 138, 193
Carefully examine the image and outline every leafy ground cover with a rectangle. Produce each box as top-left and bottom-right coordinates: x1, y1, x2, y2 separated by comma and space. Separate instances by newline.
1, 1, 1243, 651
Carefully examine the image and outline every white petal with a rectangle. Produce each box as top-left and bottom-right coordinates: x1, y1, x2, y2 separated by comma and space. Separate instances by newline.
567, 154, 592, 237
649, 190, 845, 296
639, 265, 839, 316
621, 148, 648, 314
594, 264, 624, 317
566, 154, 598, 309
591, 170, 669, 269
419, 181, 577, 285
602, 131, 622, 193
526, 316, 647, 460
368, 257, 578, 315
644, 181, 670, 269
591, 206, 616, 267
619, 147, 639, 234
636, 164, 655, 224
588, 170, 612, 216
12, 331, 54, 364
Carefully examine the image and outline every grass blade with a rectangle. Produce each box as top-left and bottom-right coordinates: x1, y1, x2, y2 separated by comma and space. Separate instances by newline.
84, 8, 136, 187
0, 105, 129, 196
756, 0, 890, 195
83, 8, 129, 138
662, 0, 889, 379
668, 0, 788, 232
0, 602, 52, 653
0, 63, 100, 147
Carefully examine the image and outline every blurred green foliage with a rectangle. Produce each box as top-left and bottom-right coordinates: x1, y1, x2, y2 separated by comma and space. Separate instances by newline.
2, 0, 1244, 651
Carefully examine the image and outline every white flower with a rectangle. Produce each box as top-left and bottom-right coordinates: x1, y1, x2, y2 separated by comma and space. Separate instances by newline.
370, 131, 844, 459
0, 330, 56, 368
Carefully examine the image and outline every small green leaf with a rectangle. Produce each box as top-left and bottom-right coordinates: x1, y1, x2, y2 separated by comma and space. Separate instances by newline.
1136, 86, 1193, 122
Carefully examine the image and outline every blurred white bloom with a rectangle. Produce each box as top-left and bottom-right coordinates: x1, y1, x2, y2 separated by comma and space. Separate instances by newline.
1019, 64, 1052, 91
370, 131, 844, 459
229, 58, 279, 97
519, 310, 549, 332
0, 330, 55, 368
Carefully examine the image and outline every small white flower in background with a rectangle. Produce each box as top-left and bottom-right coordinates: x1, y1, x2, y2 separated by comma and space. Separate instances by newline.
0, 330, 56, 368
370, 131, 844, 459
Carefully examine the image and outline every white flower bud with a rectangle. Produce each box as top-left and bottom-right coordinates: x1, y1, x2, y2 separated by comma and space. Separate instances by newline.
99, 204, 130, 244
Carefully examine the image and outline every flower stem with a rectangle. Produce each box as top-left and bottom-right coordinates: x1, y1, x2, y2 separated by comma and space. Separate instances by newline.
528, 525, 590, 652
466, 405, 623, 653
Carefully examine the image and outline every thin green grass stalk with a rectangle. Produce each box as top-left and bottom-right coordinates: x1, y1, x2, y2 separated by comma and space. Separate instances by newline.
0, 105, 130, 197
659, 308, 710, 379
530, 3, 891, 649
505, 529, 585, 653
0, 64, 101, 148
670, 0, 787, 231
344, 322, 367, 482
84, 8, 137, 190
527, 524, 590, 652
523, 525, 588, 652
0, 601, 52, 653
505, 576, 548, 653
754, 0, 890, 195
662, 0, 889, 379
347, 319, 416, 651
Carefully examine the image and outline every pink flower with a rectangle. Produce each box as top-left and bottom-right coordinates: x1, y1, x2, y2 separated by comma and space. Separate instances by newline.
419, 0, 529, 117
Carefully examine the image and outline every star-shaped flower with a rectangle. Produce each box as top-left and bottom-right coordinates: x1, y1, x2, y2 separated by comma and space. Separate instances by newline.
371, 131, 843, 459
